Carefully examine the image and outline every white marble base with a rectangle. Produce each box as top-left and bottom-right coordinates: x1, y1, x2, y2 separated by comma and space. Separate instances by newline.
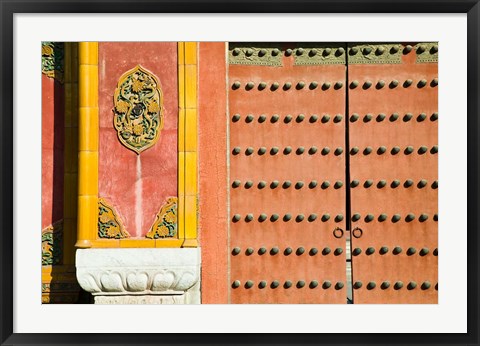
95, 295, 186, 305
76, 248, 201, 304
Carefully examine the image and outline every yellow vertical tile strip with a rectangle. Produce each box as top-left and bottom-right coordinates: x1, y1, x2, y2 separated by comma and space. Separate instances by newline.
182, 42, 198, 248
75, 42, 99, 249
177, 42, 186, 244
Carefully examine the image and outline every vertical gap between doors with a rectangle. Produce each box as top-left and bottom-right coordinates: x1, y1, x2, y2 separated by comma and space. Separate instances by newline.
344, 43, 354, 304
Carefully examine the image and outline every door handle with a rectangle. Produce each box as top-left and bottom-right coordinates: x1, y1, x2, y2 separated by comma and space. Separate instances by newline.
352, 226, 363, 239
333, 227, 344, 239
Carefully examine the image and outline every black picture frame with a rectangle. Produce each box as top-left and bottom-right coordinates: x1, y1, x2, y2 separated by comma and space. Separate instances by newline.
1, 1, 479, 345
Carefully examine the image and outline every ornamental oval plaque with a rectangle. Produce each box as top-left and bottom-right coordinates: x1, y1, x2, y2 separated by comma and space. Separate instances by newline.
113, 65, 164, 154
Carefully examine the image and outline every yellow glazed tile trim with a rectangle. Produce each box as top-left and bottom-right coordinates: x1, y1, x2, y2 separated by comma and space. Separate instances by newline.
78, 151, 98, 196
177, 42, 185, 66
155, 239, 184, 248
178, 152, 185, 196
185, 152, 197, 196
90, 240, 120, 248
177, 193, 185, 240
177, 42, 198, 248
185, 65, 197, 110
178, 109, 185, 152
79, 42, 98, 65
185, 109, 198, 152
78, 65, 98, 107
184, 195, 198, 246
78, 108, 99, 151
185, 42, 197, 65
76, 42, 98, 249
77, 195, 97, 246
120, 239, 155, 248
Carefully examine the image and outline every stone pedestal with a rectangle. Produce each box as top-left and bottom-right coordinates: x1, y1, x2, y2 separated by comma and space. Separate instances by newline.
76, 248, 201, 304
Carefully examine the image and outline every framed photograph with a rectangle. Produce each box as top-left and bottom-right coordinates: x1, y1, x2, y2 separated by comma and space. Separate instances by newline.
1, 1, 478, 345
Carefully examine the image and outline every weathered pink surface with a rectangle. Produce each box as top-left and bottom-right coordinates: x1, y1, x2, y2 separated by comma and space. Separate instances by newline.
198, 42, 228, 304
42, 74, 64, 229
98, 43, 178, 238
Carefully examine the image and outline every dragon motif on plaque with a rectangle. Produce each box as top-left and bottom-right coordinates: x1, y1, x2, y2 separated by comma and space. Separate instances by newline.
41, 42, 64, 83
113, 65, 164, 154
98, 198, 130, 239
146, 197, 178, 239
42, 220, 63, 266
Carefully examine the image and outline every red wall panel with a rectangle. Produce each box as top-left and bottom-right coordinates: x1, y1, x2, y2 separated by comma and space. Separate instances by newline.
98, 42, 178, 237
42, 75, 64, 229
198, 42, 228, 304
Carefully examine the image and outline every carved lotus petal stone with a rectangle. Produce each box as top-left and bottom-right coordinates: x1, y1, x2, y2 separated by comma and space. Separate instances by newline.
152, 270, 176, 291
126, 272, 149, 291
176, 271, 197, 290
100, 272, 124, 292
81, 274, 102, 293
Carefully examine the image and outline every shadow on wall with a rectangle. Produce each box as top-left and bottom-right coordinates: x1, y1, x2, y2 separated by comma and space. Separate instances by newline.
43, 43, 92, 304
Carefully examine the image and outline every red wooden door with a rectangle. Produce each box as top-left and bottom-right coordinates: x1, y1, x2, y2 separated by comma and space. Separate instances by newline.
347, 43, 438, 303
228, 43, 348, 303
226, 42, 438, 304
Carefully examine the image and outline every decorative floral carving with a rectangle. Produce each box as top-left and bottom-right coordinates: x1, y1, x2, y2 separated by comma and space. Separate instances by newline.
229, 43, 283, 66
146, 197, 178, 239
42, 221, 63, 266
293, 43, 346, 66
113, 65, 163, 154
98, 198, 130, 239
347, 43, 403, 65
415, 42, 438, 63
41, 42, 64, 83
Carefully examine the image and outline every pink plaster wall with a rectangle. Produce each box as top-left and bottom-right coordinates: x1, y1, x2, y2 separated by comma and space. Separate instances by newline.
198, 42, 228, 303
42, 74, 64, 229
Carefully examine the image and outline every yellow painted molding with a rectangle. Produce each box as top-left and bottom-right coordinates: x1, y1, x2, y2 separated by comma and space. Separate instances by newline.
185, 109, 197, 152
177, 193, 185, 241
185, 152, 197, 195
78, 108, 99, 151
178, 152, 185, 196
177, 42, 198, 248
184, 195, 197, 242
182, 239, 199, 248
177, 42, 185, 66
120, 239, 155, 248
185, 65, 197, 110
90, 239, 120, 248
79, 42, 98, 65
78, 151, 98, 196
78, 65, 98, 107
178, 109, 185, 153
155, 239, 184, 248
185, 42, 197, 65
76, 42, 98, 249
